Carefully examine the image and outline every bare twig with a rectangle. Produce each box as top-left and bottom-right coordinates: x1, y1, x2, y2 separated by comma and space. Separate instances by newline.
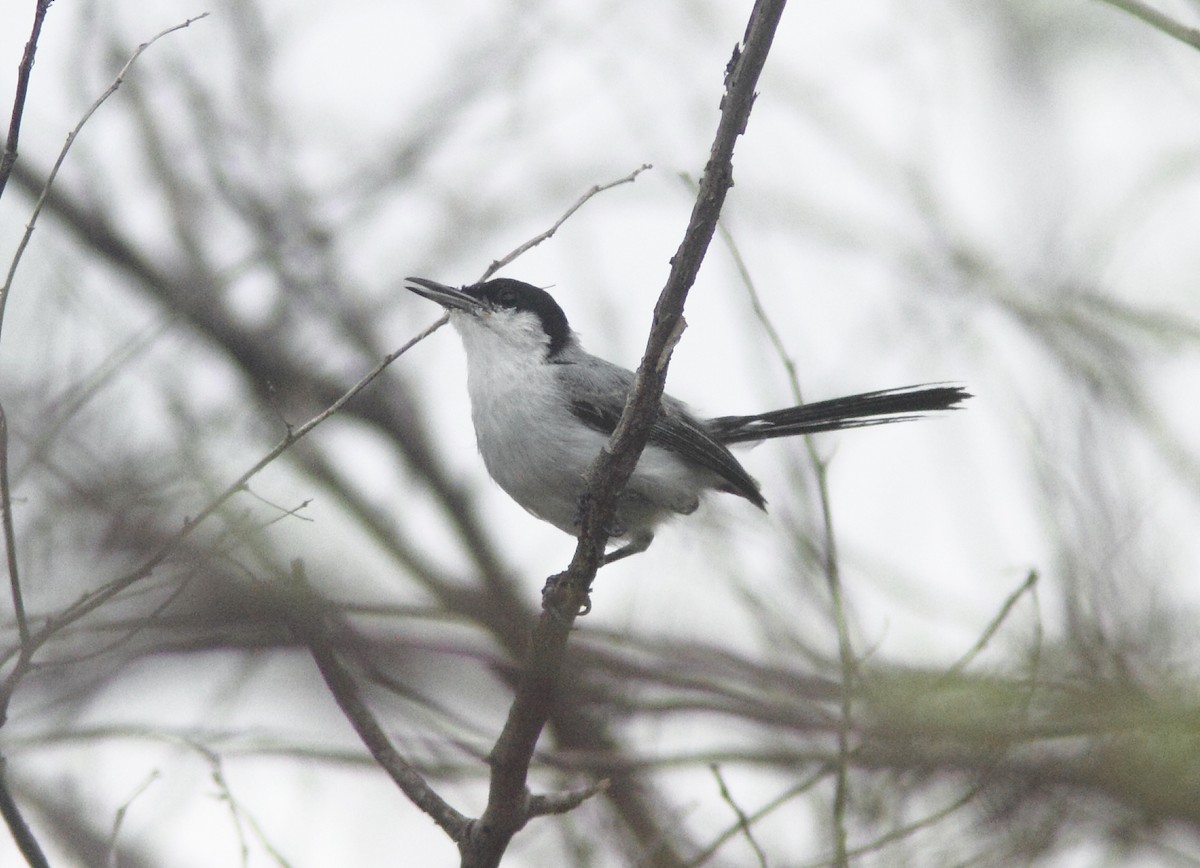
724, 177, 853, 866
13, 319, 171, 482
712, 207, 802, 404
796, 783, 988, 868
816, 462, 852, 868
411, 165, 655, 349
205, 752, 293, 868
0, 13, 60, 863
345, 169, 673, 633
527, 779, 610, 817
0, 0, 53, 201
710, 764, 768, 868
0, 13, 209, 347
480, 163, 653, 281
944, 570, 1040, 678
690, 767, 830, 867
0, 406, 27, 649
1096, 0, 1200, 51
468, 3, 789, 867
0, 313, 445, 715
106, 771, 160, 868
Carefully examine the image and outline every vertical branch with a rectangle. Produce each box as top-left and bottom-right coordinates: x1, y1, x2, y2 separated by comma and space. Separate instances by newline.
814, 465, 852, 868
0, 8, 50, 853
0, 0, 55, 669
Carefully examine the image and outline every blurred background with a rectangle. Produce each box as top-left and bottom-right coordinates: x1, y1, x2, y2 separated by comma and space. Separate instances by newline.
1, 0, 1199, 865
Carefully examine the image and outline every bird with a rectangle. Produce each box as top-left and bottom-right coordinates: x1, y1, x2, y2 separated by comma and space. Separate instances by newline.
405, 276, 968, 564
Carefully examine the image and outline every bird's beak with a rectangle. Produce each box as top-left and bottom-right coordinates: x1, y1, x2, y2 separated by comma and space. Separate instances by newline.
405, 277, 485, 313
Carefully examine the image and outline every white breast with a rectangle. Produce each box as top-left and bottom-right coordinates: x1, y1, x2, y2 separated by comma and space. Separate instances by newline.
452, 310, 709, 539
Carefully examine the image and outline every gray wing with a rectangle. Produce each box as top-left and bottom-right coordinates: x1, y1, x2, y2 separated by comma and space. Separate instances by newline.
553, 352, 764, 507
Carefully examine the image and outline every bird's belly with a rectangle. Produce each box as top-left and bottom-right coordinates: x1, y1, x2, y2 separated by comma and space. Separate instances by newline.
473, 397, 604, 534
471, 391, 705, 538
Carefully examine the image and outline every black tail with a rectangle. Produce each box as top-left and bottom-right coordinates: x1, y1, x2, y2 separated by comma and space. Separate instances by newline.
707, 384, 970, 445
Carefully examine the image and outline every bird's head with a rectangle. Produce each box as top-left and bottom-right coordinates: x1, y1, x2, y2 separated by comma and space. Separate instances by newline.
405, 277, 573, 360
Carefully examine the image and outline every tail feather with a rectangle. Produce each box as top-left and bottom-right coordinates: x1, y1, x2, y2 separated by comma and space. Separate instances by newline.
707, 384, 970, 445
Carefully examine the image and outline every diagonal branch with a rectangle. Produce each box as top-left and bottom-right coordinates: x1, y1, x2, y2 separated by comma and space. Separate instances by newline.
0, 0, 53, 201
0, 756, 48, 868
481, 163, 653, 281
1096, 0, 1200, 51
0, 311, 446, 734
290, 562, 470, 841
566, 0, 788, 588
1, 13, 210, 351
470, 3, 790, 867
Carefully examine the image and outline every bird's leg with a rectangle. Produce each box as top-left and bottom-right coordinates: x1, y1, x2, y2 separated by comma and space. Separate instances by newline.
602, 531, 655, 565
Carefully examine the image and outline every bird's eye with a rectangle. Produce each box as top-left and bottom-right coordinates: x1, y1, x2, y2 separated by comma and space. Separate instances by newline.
496, 289, 517, 307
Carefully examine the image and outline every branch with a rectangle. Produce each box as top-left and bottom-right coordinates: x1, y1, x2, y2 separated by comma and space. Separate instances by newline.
0, 406, 27, 649
405, 164, 656, 362
466, 3, 789, 866
721, 176, 854, 864
0, 13, 209, 347
0, 313, 446, 719
0, 756, 48, 868
566, 0, 787, 588
290, 562, 470, 841
480, 163, 653, 280
0, 14, 204, 864
710, 764, 768, 868
526, 779, 610, 817
0, 0, 53, 201
1096, 0, 1200, 51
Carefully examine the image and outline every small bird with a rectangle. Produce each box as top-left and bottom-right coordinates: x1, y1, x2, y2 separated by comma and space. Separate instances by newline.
406, 277, 968, 564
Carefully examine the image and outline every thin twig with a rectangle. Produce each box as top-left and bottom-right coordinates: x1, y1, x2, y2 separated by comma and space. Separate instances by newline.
796, 782, 988, 868
14, 319, 172, 481
690, 766, 830, 867
468, 4, 789, 867
408, 165, 653, 349
106, 770, 160, 868
709, 764, 768, 868
944, 570, 1039, 678
290, 561, 470, 841
527, 779, 610, 817
713, 208, 803, 404
0, 406, 28, 649
817, 467, 853, 868
480, 164, 653, 281
723, 200, 853, 867
0, 0, 53, 201
1096, 0, 1200, 50
0, 314, 446, 711
0, 13, 210, 347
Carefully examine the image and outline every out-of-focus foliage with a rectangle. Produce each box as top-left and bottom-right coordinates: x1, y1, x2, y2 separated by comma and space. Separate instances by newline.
1, 0, 1199, 865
